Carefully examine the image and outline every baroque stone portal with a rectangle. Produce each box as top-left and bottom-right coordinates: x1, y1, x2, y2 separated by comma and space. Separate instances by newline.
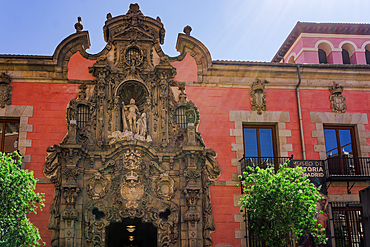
43, 4, 220, 247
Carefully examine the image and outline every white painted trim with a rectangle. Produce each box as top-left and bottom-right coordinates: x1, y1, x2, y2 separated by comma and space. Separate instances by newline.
301, 33, 370, 39
361, 40, 370, 50
284, 33, 370, 60
338, 40, 358, 49
287, 53, 297, 63
284, 33, 303, 60
294, 48, 320, 61
314, 40, 334, 56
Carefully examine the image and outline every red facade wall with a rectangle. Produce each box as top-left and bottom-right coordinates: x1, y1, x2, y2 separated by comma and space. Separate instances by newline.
186, 85, 370, 246
68, 51, 96, 80
12, 82, 79, 245
171, 53, 198, 82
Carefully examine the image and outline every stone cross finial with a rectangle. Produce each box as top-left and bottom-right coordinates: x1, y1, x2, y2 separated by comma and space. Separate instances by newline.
74, 17, 83, 32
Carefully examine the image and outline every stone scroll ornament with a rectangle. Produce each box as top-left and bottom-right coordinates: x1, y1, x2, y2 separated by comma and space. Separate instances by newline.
250, 79, 268, 114
329, 82, 347, 113
0, 72, 12, 108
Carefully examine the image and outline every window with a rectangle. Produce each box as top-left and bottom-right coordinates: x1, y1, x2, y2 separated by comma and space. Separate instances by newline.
0, 119, 19, 153
175, 106, 187, 129
331, 202, 364, 246
342, 49, 351, 64
324, 126, 360, 175
324, 126, 356, 158
77, 104, 90, 129
318, 49, 327, 64
243, 125, 278, 169
366, 50, 370, 65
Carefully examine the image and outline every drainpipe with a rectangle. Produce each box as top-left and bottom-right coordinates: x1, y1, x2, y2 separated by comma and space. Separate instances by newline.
296, 65, 306, 160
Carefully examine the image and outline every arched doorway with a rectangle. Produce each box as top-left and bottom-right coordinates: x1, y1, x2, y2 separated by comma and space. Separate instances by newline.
105, 218, 157, 247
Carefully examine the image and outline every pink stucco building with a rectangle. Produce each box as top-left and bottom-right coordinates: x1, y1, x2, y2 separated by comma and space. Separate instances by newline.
273, 22, 370, 65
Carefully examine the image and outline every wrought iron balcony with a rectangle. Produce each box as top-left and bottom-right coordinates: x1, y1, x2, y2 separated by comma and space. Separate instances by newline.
239, 156, 370, 181
239, 156, 292, 173
325, 156, 370, 181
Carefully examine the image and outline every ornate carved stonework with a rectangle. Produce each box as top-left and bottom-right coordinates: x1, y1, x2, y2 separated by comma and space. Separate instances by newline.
155, 173, 175, 201
120, 171, 145, 209
0, 72, 12, 108
251, 79, 267, 114
329, 82, 347, 113
86, 172, 109, 200
43, 4, 221, 247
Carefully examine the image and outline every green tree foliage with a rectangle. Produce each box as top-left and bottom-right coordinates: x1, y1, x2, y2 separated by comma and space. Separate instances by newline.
238, 159, 327, 246
0, 152, 45, 246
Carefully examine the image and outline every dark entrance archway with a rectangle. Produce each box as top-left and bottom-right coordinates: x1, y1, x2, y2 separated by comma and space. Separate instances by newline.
106, 218, 157, 247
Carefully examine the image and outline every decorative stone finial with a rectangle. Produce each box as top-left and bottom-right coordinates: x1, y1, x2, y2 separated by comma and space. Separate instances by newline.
106, 13, 112, 20
183, 25, 192, 36
74, 17, 83, 32
127, 3, 142, 15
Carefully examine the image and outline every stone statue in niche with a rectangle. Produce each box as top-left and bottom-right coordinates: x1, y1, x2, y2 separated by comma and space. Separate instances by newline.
109, 98, 152, 144
136, 113, 147, 136
66, 99, 78, 124
122, 98, 140, 132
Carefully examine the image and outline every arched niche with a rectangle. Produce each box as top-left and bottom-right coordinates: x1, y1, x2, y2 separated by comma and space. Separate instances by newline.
115, 80, 150, 112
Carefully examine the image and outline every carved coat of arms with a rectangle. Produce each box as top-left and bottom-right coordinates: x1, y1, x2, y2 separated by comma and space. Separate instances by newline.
0, 72, 12, 108
250, 79, 267, 114
329, 82, 346, 113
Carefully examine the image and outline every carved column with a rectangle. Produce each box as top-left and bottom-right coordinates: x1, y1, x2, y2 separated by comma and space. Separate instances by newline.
182, 179, 201, 247
60, 144, 82, 247
113, 96, 121, 132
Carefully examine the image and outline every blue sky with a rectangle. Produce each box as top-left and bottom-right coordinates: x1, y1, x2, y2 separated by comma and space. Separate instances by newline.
1, 0, 370, 62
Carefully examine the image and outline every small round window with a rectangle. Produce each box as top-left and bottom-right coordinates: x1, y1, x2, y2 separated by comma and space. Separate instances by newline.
175, 107, 187, 129
125, 47, 141, 66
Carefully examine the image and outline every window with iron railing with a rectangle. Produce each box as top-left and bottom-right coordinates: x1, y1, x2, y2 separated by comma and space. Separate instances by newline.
77, 104, 90, 129
243, 125, 279, 170
331, 202, 364, 247
323, 126, 369, 177
175, 106, 187, 129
